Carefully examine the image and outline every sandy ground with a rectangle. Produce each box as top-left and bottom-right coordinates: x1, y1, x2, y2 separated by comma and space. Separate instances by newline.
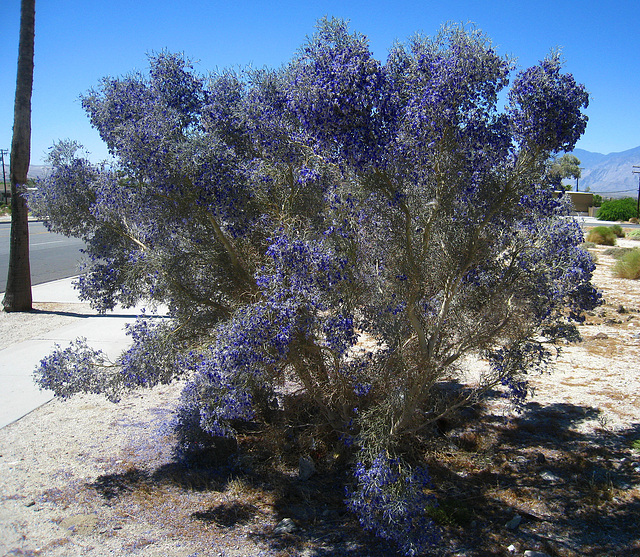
506, 238, 640, 434
1, 237, 639, 557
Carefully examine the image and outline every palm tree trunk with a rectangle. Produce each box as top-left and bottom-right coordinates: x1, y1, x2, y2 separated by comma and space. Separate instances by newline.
3, 0, 35, 312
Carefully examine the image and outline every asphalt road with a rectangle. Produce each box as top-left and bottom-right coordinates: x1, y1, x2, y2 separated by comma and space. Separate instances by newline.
0, 220, 86, 293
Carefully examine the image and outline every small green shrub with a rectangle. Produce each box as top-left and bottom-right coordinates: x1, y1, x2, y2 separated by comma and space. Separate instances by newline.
597, 198, 638, 221
627, 229, 640, 241
586, 226, 617, 246
609, 224, 625, 238
612, 249, 640, 279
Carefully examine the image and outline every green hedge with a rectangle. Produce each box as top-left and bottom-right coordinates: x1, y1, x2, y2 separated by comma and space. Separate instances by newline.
597, 197, 638, 221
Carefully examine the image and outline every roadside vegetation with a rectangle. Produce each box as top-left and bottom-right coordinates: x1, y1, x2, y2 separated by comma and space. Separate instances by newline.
613, 249, 640, 279
586, 226, 618, 246
29, 19, 597, 555
597, 197, 638, 222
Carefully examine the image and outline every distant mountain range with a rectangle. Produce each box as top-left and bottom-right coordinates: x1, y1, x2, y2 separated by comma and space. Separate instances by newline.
26, 165, 50, 180
569, 146, 640, 197
22, 146, 640, 199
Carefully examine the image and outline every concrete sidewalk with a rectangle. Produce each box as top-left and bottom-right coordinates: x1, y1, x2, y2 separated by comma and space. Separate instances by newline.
0, 278, 147, 429
575, 215, 640, 228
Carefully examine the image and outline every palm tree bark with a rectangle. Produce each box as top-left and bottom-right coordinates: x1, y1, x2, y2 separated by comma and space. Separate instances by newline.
3, 0, 35, 312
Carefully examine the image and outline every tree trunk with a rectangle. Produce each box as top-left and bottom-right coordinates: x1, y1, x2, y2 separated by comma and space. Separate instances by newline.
3, 0, 35, 312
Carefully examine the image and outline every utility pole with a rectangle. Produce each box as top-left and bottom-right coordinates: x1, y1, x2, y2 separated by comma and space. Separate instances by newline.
0, 149, 7, 203
634, 166, 640, 219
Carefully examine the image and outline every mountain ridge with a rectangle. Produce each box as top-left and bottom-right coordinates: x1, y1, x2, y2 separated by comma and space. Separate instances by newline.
569, 146, 640, 197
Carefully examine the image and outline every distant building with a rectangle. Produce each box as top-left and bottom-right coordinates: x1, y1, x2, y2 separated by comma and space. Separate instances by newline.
567, 191, 593, 214
554, 191, 593, 215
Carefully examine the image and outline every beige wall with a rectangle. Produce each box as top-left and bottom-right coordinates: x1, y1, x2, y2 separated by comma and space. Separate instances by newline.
567, 192, 593, 213
554, 191, 593, 213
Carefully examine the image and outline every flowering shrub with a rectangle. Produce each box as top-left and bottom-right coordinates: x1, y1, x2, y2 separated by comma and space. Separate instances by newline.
30, 19, 599, 554
346, 452, 439, 555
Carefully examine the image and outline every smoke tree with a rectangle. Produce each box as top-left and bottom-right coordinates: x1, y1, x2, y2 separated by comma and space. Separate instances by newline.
31, 19, 598, 554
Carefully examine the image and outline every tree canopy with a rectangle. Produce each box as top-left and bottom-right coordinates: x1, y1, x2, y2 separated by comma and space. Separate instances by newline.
547, 153, 582, 190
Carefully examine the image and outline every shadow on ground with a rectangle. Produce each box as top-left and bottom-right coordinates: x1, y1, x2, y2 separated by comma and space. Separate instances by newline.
80, 397, 640, 557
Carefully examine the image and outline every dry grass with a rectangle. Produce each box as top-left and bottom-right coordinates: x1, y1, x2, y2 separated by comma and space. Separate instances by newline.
612, 248, 640, 279
585, 226, 617, 245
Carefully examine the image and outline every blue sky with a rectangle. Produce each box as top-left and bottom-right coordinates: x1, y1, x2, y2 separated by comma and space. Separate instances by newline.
1, 0, 639, 165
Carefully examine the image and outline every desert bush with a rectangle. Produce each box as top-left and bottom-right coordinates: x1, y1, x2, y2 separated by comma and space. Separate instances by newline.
30, 19, 598, 555
609, 224, 625, 238
613, 249, 640, 279
597, 198, 638, 222
346, 453, 439, 554
627, 229, 640, 240
586, 226, 617, 246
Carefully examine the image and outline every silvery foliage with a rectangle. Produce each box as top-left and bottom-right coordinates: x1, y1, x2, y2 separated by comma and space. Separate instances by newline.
30, 19, 598, 553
